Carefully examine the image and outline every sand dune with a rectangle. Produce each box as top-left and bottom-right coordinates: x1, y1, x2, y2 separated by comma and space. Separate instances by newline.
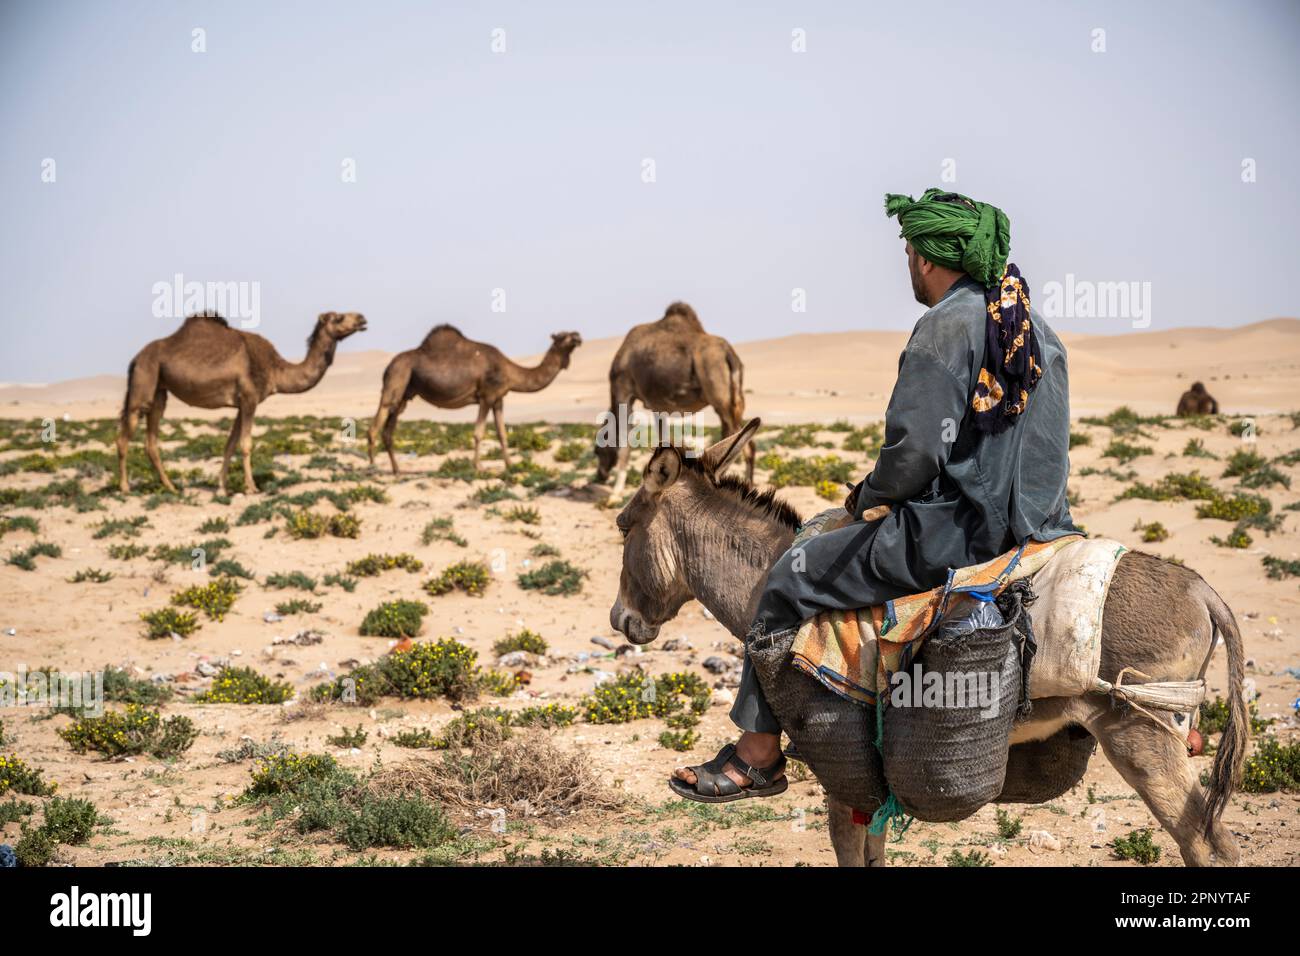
3, 319, 1297, 425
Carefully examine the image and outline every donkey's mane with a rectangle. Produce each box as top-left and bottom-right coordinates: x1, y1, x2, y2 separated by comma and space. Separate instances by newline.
679, 454, 802, 531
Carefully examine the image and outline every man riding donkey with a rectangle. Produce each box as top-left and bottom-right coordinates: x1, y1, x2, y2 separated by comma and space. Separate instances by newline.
671, 188, 1080, 802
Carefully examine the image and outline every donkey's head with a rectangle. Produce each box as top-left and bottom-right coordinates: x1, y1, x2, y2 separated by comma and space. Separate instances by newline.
609, 419, 796, 644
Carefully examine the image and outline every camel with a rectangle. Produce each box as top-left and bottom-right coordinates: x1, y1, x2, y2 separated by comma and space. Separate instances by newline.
1177, 381, 1219, 416
117, 311, 367, 495
367, 326, 582, 474
609, 421, 1248, 867
594, 302, 751, 500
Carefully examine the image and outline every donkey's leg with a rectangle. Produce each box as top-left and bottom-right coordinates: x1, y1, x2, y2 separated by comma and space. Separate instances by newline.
1085, 706, 1228, 866
826, 797, 867, 867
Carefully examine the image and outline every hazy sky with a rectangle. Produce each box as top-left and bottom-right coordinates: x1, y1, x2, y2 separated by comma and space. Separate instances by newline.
2, 0, 1297, 382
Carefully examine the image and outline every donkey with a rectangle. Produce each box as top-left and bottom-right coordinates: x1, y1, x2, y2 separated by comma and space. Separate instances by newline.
609, 420, 1247, 866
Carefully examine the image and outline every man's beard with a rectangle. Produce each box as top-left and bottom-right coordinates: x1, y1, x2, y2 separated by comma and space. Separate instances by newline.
909, 258, 929, 306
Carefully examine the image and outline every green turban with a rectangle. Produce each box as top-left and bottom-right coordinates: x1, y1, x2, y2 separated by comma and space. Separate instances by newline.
885, 188, 1011, 288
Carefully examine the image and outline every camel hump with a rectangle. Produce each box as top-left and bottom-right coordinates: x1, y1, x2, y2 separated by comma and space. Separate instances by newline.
183, 311, 228, 328
420, 323, 465, 348
662, 301, 704, 331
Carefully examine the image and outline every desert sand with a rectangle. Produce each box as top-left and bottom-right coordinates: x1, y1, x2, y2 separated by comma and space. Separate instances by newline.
1, 318, 1299, 867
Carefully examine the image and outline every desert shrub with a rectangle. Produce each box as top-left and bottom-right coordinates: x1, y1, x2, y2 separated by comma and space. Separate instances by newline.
68, 567, 113, 583
517, 559, 586, 596
435, 457, 478, 481
0, 514, 40, 537
92, 516, 149, 539
313, 638, 479, 704
1209, 528, 1252, 549
1068, 432, 1091, 449
58, 705, 197, 758
171, 576, 242, 620
151, 537, 230, 566
842, 425, 883, 455
0, 799, 34, 824
339, 795, 456, 850
196, 666, 294, 704
1196, 493, 1270, 522
1103, 439, 1153, 464
347, 552, 423, 577
392, 728, 441, 749
512, 704, 577, 729
420, 517, 467, 547
323, 572, 357, 592
582, 671, 710, 725
472, 483, 517, 504
758, 453, 854, 488
1111, 828, 1161, 864
1182, 438, 1215, 459
478, 669, 520, 696
41, 796, 102, 845
265, 570, 318, 591
208, 558, 254, 579
501, 505, 540, 525
1081, 406, 1165, 435
815, 479, 843, 501
995, 808, 1022, 839
0, 753, 56, 795
1131, 520, 1168, 543
529, 542, 560, 558
1262, 555, 1300, 580
140, 607, 200, 639
424, 560, 491, 597
5, 540, 61, 571
1117, 471, 1217, 502
197, 516, 230, 534
285, 509, 326, 539
102, 667, 173, 706
15, 824, 58, 867
108, 543, 148, 560
245, 752, 343, 798
276, 598, 322, 615
360, 599, 429, 638
1240, 737, 1300, 794
1198, 695, 1272, 736
493, 629, 548, 656
553, 441, 588, 463
326, 724, 368, 748
946, 849, 993, 867
329, 513, 362, 538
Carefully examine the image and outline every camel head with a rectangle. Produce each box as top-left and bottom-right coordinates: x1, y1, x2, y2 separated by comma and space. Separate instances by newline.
549, 331, 583, 368
1191, 381, 1207, 395
609, 419, 767, 644
316, 311, 369, 340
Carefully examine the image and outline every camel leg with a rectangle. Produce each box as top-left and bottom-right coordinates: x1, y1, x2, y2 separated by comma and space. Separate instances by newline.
218, 413, 241, 496
471, 402, 489, 473
237, 403, 259, 494
367, 404, 389, 471
491, 401, 511, 471
144, 390, 177, 493
826, 797, 868, 867
382, 399, 406, 476
1085, 707, 1237, 866
116, 407, 142, 494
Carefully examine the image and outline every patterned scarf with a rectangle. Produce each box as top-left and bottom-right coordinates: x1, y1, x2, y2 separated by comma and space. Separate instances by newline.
971, 263, 1042, 435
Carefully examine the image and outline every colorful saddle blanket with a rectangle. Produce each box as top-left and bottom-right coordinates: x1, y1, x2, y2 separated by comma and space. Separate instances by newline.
787, 508, 1086, 706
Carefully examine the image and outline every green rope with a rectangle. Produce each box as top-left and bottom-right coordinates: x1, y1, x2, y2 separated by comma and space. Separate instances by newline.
868, 687, 914, 840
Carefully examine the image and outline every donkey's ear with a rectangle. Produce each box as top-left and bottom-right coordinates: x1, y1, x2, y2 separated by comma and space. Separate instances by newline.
642, 447, 682, 497
699, 418, 761, 476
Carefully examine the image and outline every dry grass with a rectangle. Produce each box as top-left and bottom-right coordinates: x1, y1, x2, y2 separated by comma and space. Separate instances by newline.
364, 731, 622, 818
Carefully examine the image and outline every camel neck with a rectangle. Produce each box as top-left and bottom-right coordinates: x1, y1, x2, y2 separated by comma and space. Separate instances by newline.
509, 347, 566, 392
273, 331, 337, 394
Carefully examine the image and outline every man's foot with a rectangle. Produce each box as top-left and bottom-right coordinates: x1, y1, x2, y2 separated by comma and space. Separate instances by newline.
668, 733, 787, 803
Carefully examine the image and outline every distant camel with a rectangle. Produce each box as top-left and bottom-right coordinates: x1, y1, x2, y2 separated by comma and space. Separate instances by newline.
595, 302, 751, 498
367, 326, 583, 474
1177, 381, 1219, 416
117, 311, 367, 495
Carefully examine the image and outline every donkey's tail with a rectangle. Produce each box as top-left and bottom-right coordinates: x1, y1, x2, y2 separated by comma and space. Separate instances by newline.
1203, 586, 1248, 836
